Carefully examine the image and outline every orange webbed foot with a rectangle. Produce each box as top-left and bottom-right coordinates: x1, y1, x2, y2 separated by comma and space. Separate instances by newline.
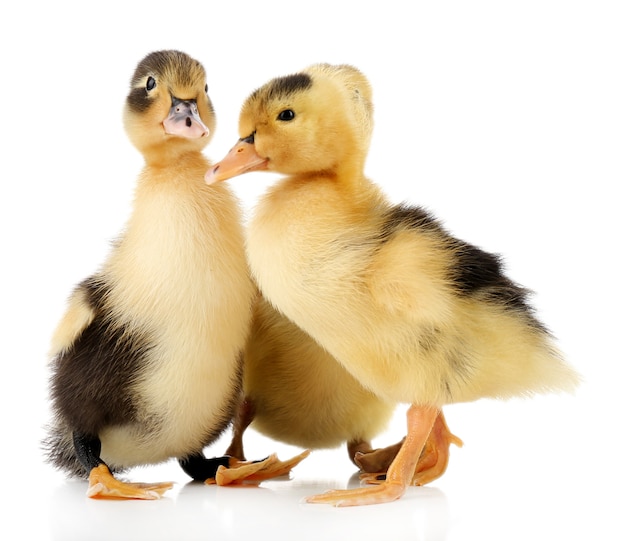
87, 464, 174, 500
208, 450, 310, 486
308, 406, 438, 506
353, 439, 404, 473
306, 481, 407, 507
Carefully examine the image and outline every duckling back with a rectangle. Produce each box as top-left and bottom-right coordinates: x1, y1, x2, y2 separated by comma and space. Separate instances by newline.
292, 202, 581, 407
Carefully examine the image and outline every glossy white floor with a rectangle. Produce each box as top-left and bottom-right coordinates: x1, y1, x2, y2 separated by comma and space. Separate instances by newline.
10, 387, 623, 541
3, 1, 624, 540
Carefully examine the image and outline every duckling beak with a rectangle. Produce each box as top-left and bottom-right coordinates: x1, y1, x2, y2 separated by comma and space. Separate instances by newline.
163, 97, 210, 139
205, 137, 269, 184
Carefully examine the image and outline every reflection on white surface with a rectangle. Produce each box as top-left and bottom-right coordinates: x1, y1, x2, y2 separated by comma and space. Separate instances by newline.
44, 469, 451, 541
11, 396, 621, 541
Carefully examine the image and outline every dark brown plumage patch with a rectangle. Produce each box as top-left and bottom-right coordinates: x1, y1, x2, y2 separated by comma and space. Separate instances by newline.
380, 205, 441, 238
450, 241, 530, 308
49, 276, 153, 438
380, 204, 538, 318
126, 86, 152, 114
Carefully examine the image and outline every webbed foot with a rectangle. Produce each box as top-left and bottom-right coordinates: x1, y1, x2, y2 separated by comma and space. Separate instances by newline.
209, 450, 310, 486
87, 464, 173, 500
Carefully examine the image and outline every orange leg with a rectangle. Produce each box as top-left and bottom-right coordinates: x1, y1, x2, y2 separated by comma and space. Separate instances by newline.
87, 464, 173, 500
306, 405, 439, 507
358, 410, 462, 486
410, 410, 462, 486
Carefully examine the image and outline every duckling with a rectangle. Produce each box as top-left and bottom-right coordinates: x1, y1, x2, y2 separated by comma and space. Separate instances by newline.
225, 294, 397, 464
222, 247, 462, 488
205, 63, 581, 506
42, 50, 288, 500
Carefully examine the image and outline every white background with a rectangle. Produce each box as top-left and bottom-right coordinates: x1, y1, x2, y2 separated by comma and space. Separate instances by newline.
1, 1, 624, 540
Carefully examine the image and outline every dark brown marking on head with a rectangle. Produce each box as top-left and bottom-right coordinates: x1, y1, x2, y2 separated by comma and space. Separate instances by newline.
248, 72, 313, 105
126, 50, 207, 114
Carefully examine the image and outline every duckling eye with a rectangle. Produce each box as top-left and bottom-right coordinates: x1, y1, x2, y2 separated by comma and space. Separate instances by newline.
205, 84, 208, 94
277, 109, 295, 122
146, 76, 156, 91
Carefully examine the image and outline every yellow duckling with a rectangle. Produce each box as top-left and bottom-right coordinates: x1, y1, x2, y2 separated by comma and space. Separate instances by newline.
206, 63, 581, 506
43, 50, 294, 500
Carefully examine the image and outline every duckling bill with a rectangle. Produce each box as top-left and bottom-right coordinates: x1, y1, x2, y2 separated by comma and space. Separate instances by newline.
206, 63, 581, 506
42, 50, 304, 500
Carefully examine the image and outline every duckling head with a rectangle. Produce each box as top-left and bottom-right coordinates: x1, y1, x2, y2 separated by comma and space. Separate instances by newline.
124, 50, 216, 164
206, 63, 373, 183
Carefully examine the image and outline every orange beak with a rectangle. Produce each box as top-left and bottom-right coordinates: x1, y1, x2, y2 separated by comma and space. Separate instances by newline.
205, 138, 269, 184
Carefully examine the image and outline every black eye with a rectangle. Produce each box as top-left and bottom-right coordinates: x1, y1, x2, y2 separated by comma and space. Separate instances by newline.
204, 84, 208, 94
146, 76, 156, 91
277, 109, 295, 121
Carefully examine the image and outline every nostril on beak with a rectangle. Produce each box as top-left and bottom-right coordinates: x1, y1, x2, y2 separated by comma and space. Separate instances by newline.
186, 117, 192, 127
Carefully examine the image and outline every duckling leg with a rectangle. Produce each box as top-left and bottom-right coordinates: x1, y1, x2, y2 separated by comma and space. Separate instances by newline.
408, 410, 462, 486
357, 411, 463, 486
74, 433, 173, 500
224, 397, 256, 460
178, 454, 231, 480
205, 397, 310, 486
306, 405, 438, 506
